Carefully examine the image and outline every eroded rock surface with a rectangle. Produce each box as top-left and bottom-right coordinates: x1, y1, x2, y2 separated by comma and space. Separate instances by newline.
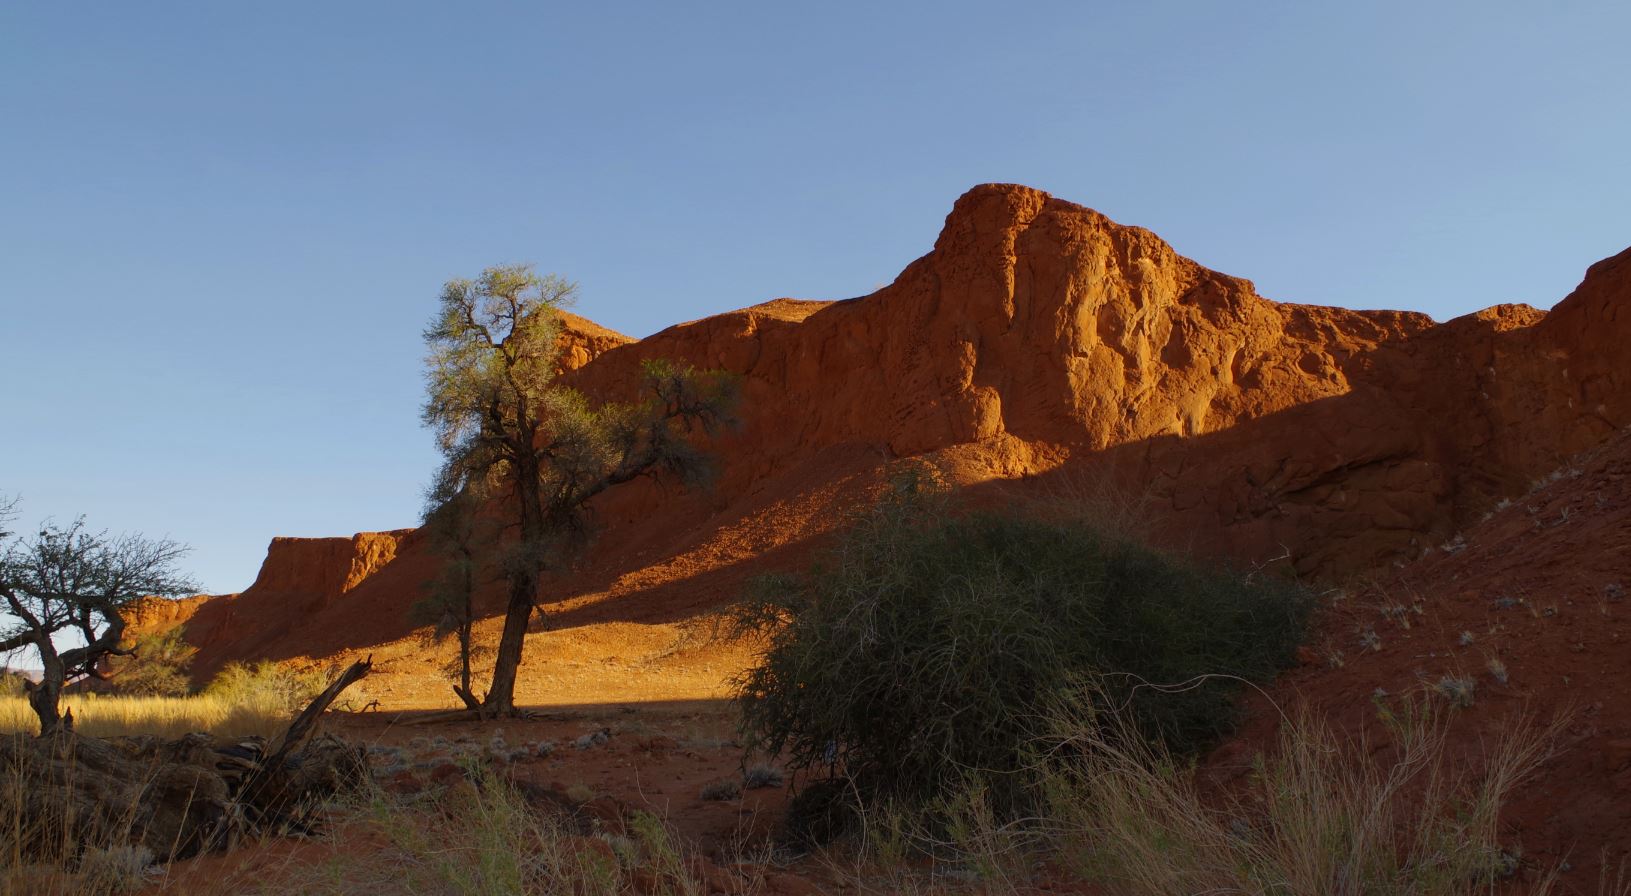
134, 184, 1630, 675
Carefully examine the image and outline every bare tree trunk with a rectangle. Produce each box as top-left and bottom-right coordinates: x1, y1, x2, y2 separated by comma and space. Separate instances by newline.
27, 679, 62, 737
453, 608, 478, 709
28, 637, 64, 737
482, 464, 545, 718
482, 567, 535, 717
458, 631, 472, 698
457, 563, 476, 704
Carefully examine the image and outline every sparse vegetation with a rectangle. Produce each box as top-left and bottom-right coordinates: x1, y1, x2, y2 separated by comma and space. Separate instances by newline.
2, 696, 370, 894
1433, 674, 1478, 709
0, 671, 26, 698
1, 738, 159, 896
732, 463, 1315, 833
1045, 695, 1566, 896
267, 767, 731, 896
0, 658, 347, 739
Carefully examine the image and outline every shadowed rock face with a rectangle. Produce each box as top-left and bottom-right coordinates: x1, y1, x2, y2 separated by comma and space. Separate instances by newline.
561, 184, 1629, 575
139, 183, 1631, 667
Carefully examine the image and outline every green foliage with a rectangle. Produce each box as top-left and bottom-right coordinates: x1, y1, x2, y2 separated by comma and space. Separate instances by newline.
733, 466, 1314, 830
420, 264, 738, 530
107, 629, 196, 697
420, 265, 575, 508
203, 661, 329, 715
417, 265, 738, 714
410, 552, 477, 635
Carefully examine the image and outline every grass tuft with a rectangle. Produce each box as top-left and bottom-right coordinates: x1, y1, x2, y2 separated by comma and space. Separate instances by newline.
1043, 694, 1567, 896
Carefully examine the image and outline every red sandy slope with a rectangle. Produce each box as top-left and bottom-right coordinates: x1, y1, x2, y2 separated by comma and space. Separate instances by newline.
1216, 426, 1631, 887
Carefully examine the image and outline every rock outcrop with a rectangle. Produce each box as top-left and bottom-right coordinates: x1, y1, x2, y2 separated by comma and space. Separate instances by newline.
555, 309, 633, 372
135, 184, 1630, 676
243, 531, 411, 612
562, 185, 1629, 576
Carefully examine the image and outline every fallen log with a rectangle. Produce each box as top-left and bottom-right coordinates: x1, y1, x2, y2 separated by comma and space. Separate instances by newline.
238, 656, 372, 822
0, 658, 373, 867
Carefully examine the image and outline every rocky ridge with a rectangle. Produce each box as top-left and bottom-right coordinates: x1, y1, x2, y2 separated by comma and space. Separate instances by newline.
141, 184, 1628, 681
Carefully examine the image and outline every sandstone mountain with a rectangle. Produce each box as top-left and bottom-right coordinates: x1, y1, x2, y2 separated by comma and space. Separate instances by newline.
141, 184, 1628, 687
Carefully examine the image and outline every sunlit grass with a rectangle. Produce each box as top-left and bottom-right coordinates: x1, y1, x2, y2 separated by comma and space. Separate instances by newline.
0, 693, 289, 739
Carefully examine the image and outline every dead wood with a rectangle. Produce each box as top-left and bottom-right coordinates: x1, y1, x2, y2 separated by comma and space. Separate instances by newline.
238, 656, 371, 813
0, 659, 373, 866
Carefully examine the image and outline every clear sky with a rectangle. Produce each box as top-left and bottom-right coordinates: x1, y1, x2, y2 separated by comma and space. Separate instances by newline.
2, 1, 1628, 595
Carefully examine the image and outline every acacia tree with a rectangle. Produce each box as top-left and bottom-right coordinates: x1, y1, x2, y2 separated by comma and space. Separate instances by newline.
422, 265, 736, 718
0, 499, 199, 735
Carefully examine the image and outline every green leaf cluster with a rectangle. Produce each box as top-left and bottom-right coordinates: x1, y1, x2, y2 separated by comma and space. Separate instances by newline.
733, 469, 1314, 830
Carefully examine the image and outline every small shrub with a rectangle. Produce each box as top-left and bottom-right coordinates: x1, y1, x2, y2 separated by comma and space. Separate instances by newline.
699, 778, 741, 802
776, 777, 857, 851
204, 661, 328, 715
743, 764, 783, 790
105, 629, 196, 697
732, 464, 1314, 829
1434, 675, 1478, 708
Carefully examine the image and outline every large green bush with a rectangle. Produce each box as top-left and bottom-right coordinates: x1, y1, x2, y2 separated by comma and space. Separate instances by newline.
733, 468, 1314, 827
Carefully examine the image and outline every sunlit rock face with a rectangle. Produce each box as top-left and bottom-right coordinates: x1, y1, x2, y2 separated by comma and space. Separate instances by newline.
138, 184, 1631, 671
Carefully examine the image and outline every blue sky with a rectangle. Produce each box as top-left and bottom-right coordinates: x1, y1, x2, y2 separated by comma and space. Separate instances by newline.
3, 1, 1628, 594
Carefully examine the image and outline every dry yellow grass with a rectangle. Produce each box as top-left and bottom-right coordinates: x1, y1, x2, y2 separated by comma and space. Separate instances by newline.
0, 693, 289, 739
1042, 696, 1571, 896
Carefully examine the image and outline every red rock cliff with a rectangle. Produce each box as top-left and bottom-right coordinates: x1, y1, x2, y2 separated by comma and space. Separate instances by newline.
142, 184, 1631, 669
562, 185, 1629, 575
244, 531, 412, 610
